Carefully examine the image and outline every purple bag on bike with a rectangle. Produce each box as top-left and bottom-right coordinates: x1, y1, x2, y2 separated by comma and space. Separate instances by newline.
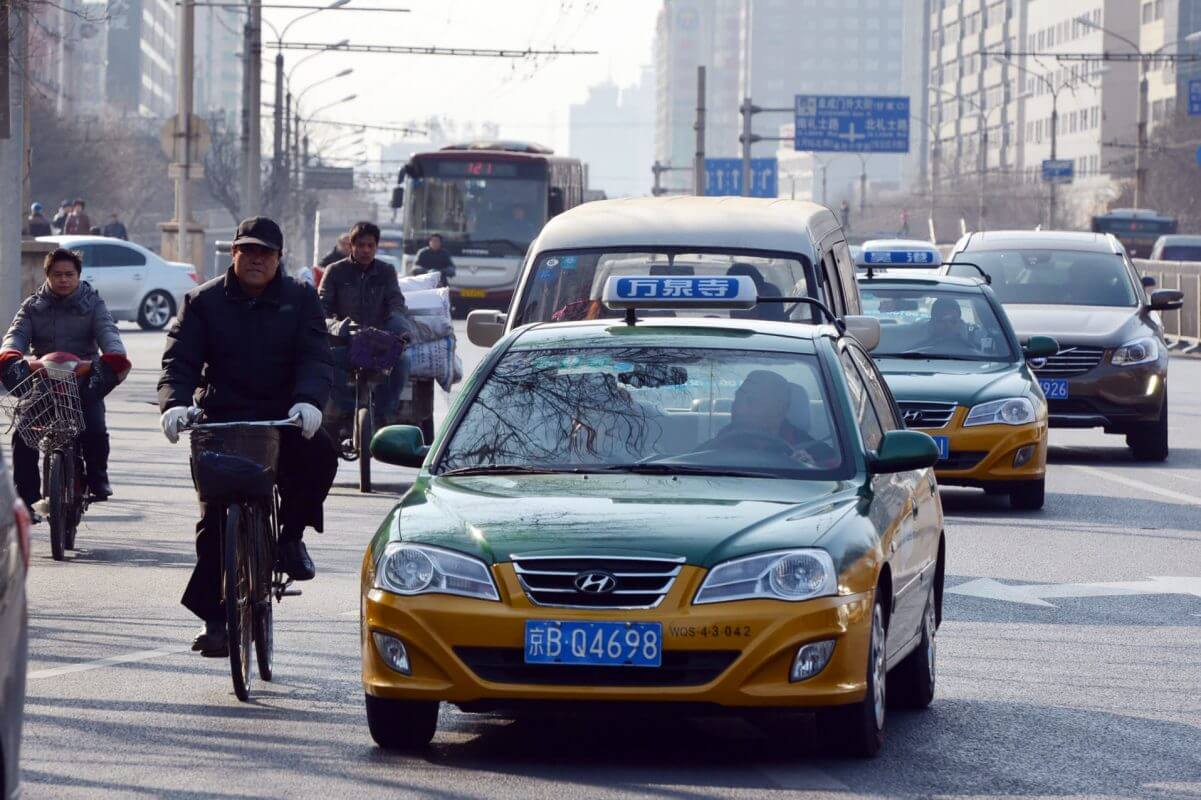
348, 327, 405, 371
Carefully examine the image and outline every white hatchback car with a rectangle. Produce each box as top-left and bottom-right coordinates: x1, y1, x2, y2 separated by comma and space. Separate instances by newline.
38, 236, 199, 330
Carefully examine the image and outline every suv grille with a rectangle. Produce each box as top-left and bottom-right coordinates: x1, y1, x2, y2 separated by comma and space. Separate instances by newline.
896, 400, 958, 429
1032, 346, 1105, 376
512, 555, 684, 609
454, 647, 738, 687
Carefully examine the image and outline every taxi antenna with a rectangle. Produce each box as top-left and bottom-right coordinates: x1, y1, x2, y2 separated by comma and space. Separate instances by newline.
625, 307, 637, 325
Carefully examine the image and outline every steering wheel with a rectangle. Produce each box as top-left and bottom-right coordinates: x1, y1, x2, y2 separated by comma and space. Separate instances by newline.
708, 428, 795, 457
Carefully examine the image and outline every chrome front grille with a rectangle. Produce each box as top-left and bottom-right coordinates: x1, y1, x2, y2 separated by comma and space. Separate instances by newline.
896, 400, 958, 429
512, 555, 685, 609
1031, 346, 1105, 376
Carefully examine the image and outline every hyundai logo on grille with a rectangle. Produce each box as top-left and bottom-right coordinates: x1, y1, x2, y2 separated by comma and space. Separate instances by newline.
1029, 357, 1048, 369
903, 409, 923, 424
574, 571, 617, 594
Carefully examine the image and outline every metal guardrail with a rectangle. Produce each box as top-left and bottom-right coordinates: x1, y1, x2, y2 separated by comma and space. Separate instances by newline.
1133, 259, 1201, 353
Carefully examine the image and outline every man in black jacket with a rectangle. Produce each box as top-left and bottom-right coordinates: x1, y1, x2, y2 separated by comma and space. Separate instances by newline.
319, 221, 410, 425
412, 233, 455, 287
157, 217, 338, 656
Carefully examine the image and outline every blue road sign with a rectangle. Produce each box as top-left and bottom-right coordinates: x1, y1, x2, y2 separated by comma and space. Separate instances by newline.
704, 158, 778, 197
1190, 79, 1201, 116
1194, 145, 1201, 167
794, 95, 910, 153
1041, 159, 1074, 184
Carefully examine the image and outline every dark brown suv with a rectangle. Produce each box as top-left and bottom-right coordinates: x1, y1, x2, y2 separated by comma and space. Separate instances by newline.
948, 231, 1183, 461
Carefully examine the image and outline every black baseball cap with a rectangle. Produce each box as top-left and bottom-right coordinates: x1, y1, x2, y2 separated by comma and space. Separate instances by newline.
232, 216, 284, 251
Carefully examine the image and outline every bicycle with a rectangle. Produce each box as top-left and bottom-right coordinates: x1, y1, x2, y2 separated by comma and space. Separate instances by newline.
0, 352, 93, 561
325, 326, 405, 494
183, 414, 302, 702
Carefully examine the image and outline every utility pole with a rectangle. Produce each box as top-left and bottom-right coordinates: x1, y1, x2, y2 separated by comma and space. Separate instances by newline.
245, 0, 262, 216
1, 2, 27, 328
652, 161, 667, 196
1049, 97, 1058, 229
273, 50, 284, 217
693, 65, 705, 196
857, 155, 867, 216
173, 0, 195, 262
740, 97, 753, 197
1135, 60, 1148, 208
978, 121, 987, 231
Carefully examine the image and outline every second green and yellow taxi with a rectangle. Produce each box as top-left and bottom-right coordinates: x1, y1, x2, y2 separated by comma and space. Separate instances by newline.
857, 242, 1058, 510
361, 274, 945, 758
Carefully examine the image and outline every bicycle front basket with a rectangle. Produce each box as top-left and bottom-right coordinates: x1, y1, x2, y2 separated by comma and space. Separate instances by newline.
190, 426, 280, 501
348, 327, 405, 372
0, 370, 85, 450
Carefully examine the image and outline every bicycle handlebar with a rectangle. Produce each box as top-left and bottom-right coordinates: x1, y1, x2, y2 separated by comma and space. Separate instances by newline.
182, 414, 303, 432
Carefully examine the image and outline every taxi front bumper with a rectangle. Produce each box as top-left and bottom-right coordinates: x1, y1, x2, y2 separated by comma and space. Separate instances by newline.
362, 565, 874, 710
918, 407, 1047, 489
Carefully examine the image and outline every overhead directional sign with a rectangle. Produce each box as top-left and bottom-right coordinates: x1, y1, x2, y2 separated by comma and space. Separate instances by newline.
794, 95, 910, 153
1190, 79, 1201, 116
1042, 158, 1074, 184
704, 158, 778, 197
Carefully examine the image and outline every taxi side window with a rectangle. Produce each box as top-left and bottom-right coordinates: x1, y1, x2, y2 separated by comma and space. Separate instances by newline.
821, 250, 844, 316
848, 346, 900, 431
839, 349, 884, 450
831, 240, 862, 315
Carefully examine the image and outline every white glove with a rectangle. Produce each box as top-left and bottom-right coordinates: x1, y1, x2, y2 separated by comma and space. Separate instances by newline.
289, 402, 322, 439
160, 406, 194, 444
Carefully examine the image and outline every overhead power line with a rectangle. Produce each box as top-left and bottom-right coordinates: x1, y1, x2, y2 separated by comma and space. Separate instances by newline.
984, 49, 1201, 63
303, 117, 427, 136
278, 42, 597, 57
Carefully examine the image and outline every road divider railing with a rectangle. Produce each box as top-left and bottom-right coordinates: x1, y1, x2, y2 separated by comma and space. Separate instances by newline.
1133, 259, 1201, 353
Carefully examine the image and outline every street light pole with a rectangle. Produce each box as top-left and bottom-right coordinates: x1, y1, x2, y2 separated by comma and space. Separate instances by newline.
246, 0, 262, 215
173, 0, 195, 262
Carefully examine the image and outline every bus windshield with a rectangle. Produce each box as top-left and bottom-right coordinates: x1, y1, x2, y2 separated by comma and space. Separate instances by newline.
406, 166, 547, 254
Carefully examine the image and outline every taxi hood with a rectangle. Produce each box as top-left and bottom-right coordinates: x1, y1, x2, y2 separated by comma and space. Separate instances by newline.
874, 359, 1033, 408
377, 473, 862, 568
1002, 304, 1142, 345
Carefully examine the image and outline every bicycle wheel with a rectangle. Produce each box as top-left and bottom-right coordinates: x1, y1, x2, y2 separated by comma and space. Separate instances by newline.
223, 503, 254, 701
357, 381, 373, 494
66, 447, 83, 550
47, 451, 67, 561
253, 506, 274, 682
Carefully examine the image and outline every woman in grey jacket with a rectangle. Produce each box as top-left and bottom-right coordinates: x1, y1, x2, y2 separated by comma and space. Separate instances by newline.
0, 248, 131, 511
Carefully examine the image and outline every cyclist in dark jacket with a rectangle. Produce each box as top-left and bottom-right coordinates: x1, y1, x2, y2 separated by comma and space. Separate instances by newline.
0, 248, 130, 508
412, 233, 455, 287
157, 217, 338, 656
318, 221, 410, 426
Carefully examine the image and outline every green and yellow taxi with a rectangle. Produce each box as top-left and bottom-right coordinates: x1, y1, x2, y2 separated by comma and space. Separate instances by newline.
362, 275, 944, 758
857, 264, 1058, 509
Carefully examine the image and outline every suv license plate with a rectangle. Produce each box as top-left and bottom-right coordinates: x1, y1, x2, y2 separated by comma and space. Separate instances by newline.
1039, 378, 1069, 399
524, 620, 662, 668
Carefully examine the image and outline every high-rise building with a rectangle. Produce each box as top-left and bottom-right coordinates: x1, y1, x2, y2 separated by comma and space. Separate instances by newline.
106, 0, 176, 118
28, 0, 107, 116
195, 5, 242, 123
570, 68, 656, 197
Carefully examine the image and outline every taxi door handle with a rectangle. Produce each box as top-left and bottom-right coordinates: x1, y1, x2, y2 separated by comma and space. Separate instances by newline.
909, 503, 920, 519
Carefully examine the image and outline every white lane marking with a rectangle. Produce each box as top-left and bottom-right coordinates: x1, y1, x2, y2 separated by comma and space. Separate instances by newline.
1069, 465, 1201, 506
948, 576, 1201, 608
26, 646, 185, 680
757, 764, 850, 791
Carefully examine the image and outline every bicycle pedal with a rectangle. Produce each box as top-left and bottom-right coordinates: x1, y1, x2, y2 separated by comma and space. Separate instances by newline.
280, 587, 303, 597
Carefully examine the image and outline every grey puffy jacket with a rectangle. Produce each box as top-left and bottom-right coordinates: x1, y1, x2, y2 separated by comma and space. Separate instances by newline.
2, 281, 126, 360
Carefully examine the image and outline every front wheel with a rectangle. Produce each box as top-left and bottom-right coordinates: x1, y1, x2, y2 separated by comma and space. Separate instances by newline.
1127, 397, 1169, 462
253, 507, 274, 682
137, 290, 175, 330
223, 504, 254, 701
357, 395, 373, 494
47, 451, 68, 561
888, 585, 936, 709
365, 694, 438, 750
1009, 478, 1046, 511
817, 596, 886, 758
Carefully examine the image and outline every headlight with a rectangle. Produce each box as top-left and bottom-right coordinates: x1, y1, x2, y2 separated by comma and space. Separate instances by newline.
1111, 336, 1158, 366
694, 549, 837, 605
374, 543, 499, 601
964, 397, 1036, 427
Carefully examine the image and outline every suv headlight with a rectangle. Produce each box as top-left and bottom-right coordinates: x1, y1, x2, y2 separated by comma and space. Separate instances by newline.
694, 549, 837, 605
374, 543, 499, 601
1111, 337, 1158, 367
964, 397, 1036, 427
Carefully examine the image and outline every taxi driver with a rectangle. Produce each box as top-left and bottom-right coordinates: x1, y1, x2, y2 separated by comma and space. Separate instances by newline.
700, 370, 817, 466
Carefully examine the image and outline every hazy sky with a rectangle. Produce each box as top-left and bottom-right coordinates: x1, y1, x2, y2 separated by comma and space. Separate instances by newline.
266, 0, 660, 159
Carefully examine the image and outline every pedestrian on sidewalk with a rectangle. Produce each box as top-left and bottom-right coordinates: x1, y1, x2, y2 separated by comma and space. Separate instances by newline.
102, 212, 128, 240
25, 203, 52, 237
63, 199, 92, 235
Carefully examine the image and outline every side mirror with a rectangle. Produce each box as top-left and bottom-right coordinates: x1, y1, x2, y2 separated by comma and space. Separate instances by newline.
868, 430, 940, 475
370, 425, 429, 468
1022, 335, 1059, 359
467, 309, 507, 347
1149, 289, 1183, 311
389, 186, 404, 210
843, 315, 881, 351
1141, 275, 1156, 288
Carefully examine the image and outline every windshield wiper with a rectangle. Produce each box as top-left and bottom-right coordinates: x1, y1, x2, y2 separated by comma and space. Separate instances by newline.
465, 238, 528, 252
598, 463, 780, 478
877, 352, 976, 360
438, 464, 567, 477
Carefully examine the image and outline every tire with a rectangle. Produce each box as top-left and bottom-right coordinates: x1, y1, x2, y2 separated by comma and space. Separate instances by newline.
817, 596, 886, 758
888, 585, 936, 710
137, 290, 175, 330
252, 508, 274, 682
47, 451, 67, 561
67, 450, 84, 550
365, 694, 438, 750
1127, 396, 1169, 462
357, 398, 373, 494
223, 504, 253, 702
1009, 478, 1046, 511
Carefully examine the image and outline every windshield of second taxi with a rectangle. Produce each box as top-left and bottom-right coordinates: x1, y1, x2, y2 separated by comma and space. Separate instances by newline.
513, 251, 818, 327
437, 346, 847, 479
950, 250, 1138, 307
860, 287, 1016, 361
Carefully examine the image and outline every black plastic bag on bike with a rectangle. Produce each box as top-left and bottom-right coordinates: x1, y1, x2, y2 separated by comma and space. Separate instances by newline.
348, 327, 405, 373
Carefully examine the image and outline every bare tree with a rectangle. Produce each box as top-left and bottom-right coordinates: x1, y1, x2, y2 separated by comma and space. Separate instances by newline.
203, 120, 242, 225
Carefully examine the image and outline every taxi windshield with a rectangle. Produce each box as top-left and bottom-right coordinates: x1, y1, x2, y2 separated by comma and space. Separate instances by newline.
437, 346, 848, 479
860, 287, 1016, 362
949, 250, 1138, 307
512, 251, 819, 327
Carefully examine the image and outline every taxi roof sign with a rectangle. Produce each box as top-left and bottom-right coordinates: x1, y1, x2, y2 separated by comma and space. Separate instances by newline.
602, 275, 758, 310
858, 239, 942, 278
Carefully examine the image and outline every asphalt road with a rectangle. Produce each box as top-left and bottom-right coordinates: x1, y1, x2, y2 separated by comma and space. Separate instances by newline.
13, 322, 1201, 799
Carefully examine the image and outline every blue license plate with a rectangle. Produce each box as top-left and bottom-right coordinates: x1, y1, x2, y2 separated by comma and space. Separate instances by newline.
931, 435, 950, 461
1039, 378, 1070, 400
524, 620, 662, 668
